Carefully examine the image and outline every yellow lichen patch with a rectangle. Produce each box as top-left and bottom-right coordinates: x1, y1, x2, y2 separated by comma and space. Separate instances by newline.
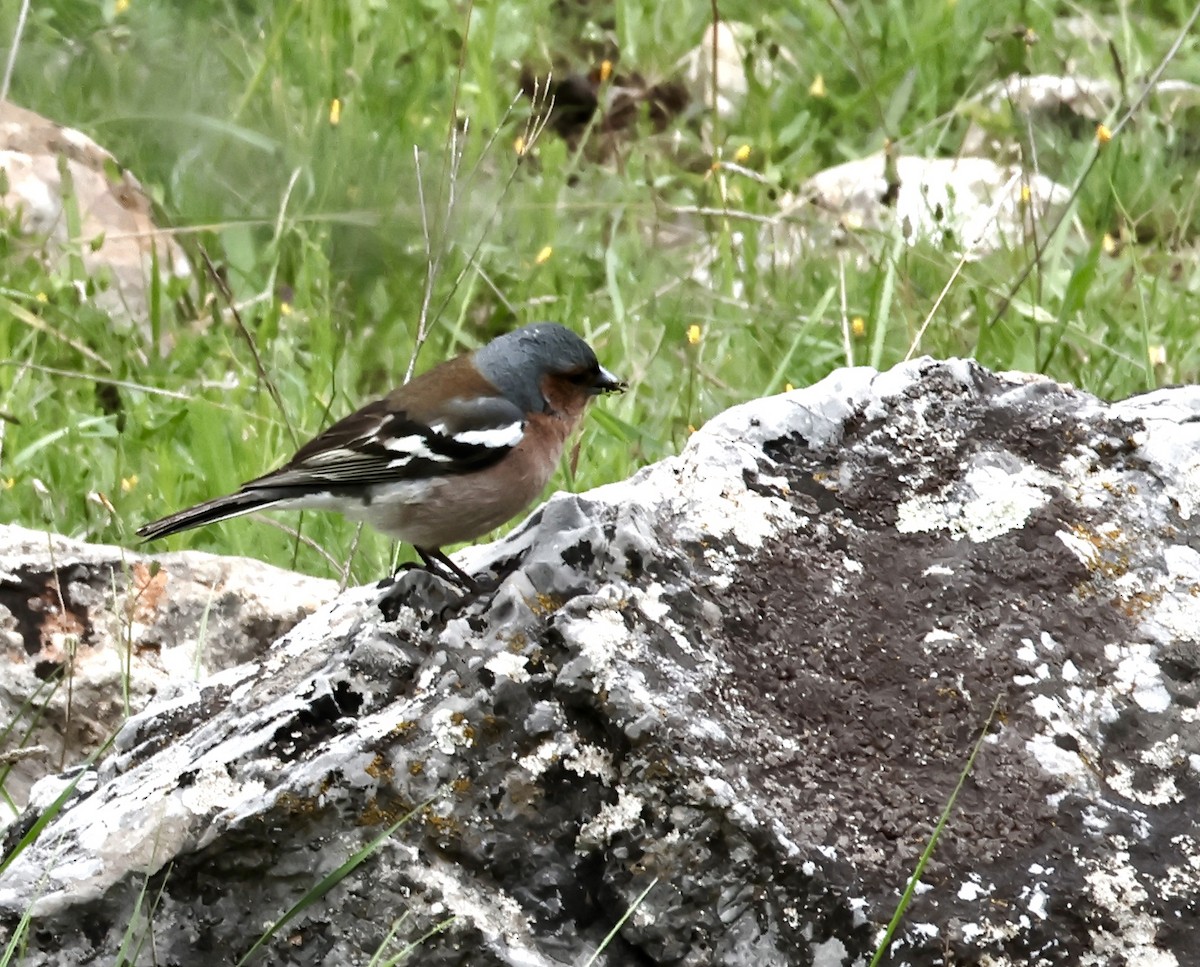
449, 712, 477, 744
451, 776, 472, 795
423, 811, 462, 839
479, 714, 506, 742
360, 797, 406, 826
527, 592, 563, 616
408, 760, 425, 776
275, 791, 322, 816
365, 753, 392, 780
1067, 522, 1131, 579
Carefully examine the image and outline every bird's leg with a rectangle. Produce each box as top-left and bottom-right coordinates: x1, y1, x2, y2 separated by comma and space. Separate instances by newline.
376, 548, 477, 620
416, 547, 479, 592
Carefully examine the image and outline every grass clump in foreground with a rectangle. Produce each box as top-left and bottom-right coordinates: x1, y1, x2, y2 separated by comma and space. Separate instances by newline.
0, 1, 1198, 588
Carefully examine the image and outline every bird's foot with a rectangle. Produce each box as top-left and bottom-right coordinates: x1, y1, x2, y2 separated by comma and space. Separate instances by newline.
376, 555, 500, 622
376, 569, 463, 621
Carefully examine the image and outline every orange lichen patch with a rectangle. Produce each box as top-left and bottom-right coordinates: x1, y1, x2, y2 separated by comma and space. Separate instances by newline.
27, 580, 86, 661
408, 760, 425, 776
451, 776, 471, 795
449, 712, 477, 744
1066, 523, 1172, 618
1067, 522, 1131, 579
127, 561, 169, 623
1110, 593, 1152, 618
479, 714, 507, 743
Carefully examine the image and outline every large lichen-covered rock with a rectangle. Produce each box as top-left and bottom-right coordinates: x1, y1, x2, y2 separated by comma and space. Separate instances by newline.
1, 359, 1197, 965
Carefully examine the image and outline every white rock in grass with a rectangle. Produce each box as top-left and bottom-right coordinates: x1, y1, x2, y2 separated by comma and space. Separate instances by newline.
757, 154, 1072, 265
961, 73, 1200, 157
0, 99, 193, 337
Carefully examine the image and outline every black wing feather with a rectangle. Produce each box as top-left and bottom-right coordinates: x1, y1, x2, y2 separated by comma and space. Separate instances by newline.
244, 395, 525, 490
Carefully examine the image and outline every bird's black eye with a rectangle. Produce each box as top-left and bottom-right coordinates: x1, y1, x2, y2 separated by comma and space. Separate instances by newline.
563, 366, 598, 386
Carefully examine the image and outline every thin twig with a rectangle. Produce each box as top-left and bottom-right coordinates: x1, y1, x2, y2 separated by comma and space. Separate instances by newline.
708, 2, 721, 146
668, 204, 789, 226
407, 143, 437, 384
904, 255, 969, 362
907, 170, 1025, 359
403, 0, 478, 384
428, 88, 555, 330
250, 515, 345, 573
197, 247, 297, 446
987, 0, 1200, 329
273, 167, 303, 242
0, 0, 30, 103
838, 253, 853, 367
340, 523, 364, 593
1, 295, 113, 371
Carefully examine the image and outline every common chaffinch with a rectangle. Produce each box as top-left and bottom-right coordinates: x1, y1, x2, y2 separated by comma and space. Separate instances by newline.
137, 322, 625, 586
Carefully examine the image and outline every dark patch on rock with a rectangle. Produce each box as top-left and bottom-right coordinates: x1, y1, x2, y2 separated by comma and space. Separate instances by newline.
271, 679, 365, 760
560, 539, 595, 572
0, 562, 97, 657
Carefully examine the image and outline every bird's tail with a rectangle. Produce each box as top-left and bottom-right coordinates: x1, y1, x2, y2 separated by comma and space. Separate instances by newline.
137, 490, 284, 542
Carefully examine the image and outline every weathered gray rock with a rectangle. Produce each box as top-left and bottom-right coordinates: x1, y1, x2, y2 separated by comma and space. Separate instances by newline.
1, 359, 1198, 965
0, 524, 337, 813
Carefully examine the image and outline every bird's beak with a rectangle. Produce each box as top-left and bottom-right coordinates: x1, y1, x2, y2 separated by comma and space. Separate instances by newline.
592, 365, 627, 395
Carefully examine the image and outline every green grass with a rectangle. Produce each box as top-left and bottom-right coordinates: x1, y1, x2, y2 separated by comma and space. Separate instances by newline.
3, 0, 1200, 583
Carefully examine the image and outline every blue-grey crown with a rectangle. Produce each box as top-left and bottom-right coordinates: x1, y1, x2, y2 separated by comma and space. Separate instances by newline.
475, 322, 601, 414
